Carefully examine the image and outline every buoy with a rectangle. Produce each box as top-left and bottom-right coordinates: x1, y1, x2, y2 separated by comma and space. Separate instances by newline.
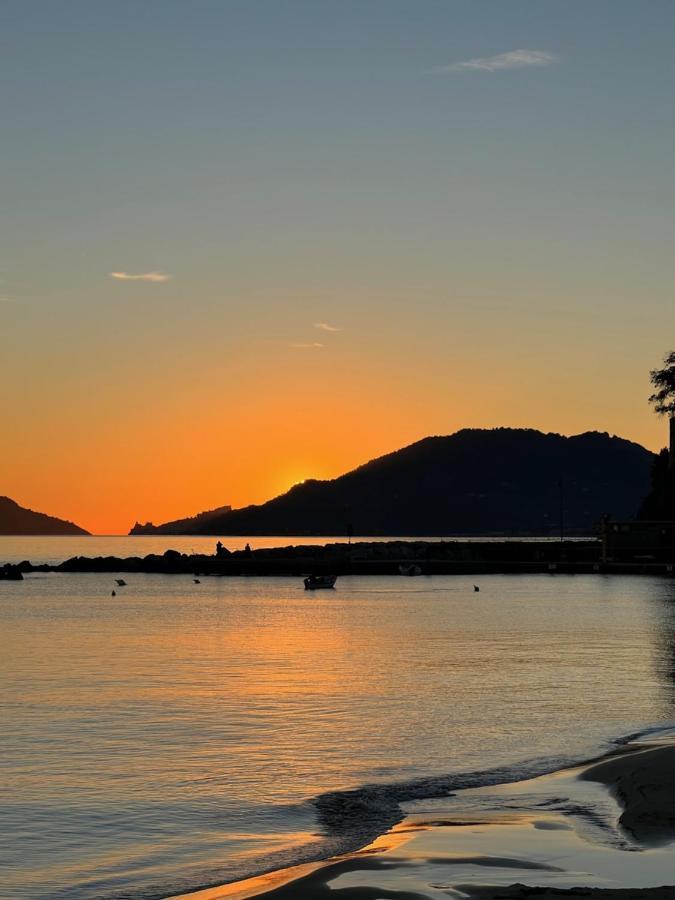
473, 585, 480, 592
111, 590, 116, 597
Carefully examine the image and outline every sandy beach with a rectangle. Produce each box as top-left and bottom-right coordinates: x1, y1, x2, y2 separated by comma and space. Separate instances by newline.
170, 742, 675, 900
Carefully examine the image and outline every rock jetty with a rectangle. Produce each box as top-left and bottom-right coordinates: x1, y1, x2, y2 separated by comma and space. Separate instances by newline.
6, 539, 628, 578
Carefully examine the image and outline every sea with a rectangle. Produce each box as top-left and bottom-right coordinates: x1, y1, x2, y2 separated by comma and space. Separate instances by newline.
3, 535, 675, 900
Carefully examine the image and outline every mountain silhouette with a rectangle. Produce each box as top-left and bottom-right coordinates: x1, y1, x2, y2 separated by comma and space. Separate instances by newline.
129, 429, 654, 537
130, 505, 232, 535
0, 496, 90, 535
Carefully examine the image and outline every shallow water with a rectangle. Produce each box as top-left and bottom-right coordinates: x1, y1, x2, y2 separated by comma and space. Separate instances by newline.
3, 569, 675, 899
313, 766, 675, 900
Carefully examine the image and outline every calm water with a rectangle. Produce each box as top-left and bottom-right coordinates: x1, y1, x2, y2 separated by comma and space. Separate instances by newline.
2, 542, 675, 899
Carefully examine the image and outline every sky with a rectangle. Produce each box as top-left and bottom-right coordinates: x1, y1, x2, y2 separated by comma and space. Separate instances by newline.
2, 1, 675, 534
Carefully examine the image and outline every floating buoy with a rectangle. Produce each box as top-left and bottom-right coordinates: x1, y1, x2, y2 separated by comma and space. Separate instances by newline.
111, 590, 116, 597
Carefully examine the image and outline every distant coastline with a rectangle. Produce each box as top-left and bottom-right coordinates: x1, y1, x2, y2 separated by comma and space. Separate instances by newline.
0, 496, 89, 536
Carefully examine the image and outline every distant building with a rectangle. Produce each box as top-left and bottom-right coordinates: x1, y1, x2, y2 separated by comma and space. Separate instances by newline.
600, 517, 675, 562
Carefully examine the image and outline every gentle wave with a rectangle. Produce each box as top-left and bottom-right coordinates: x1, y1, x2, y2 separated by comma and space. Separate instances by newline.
315, 720, 675, 838
107, 723, 675, 900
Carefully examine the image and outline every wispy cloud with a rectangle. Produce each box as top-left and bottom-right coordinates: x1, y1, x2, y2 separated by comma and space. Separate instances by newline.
313, 322, 341, 332
435, 49, 558, 74
291, 342, 324, 349
110, 271, 171, 282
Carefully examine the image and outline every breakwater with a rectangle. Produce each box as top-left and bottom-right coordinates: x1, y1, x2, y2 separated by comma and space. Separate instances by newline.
10, 538, 668, 577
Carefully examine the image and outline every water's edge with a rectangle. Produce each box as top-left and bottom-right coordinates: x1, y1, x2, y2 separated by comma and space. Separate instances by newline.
107, 723, 675, 900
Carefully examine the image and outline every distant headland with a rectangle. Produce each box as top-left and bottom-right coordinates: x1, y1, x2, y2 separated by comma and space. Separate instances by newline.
131, 504, 232, 535
0, 496, 89, 536
128, 428, 653, 538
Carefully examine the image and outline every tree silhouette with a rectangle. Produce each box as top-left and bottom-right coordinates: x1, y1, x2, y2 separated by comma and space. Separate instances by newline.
649, 352, 675, 416
639, 352, 675, 518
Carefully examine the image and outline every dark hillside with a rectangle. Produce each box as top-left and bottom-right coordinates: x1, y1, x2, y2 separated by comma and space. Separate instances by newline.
131, 429, 653, 536
0, 496, 89, 535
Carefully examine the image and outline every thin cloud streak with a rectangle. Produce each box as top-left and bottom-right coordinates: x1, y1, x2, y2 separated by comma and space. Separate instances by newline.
291, 342, 324, 349
313, 322, 341, 332
110, 271, 172, 282
435, 49, 558, 73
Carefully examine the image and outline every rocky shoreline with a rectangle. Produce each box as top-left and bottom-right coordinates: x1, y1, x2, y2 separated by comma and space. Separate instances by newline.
7, 538, 674, 577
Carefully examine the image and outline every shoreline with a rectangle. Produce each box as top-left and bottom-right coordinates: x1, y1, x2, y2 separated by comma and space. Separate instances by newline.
12, 537, 675, 578
167, 742, 675, 900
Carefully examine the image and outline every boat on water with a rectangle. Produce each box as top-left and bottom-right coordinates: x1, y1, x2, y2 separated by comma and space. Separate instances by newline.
304, 574, 337, 590
398, 564, 423, 576
115, 579, 127, 586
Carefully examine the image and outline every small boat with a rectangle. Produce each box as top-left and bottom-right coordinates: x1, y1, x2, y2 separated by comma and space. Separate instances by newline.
304, 574, 337, 590
398, 564, 422, 576
115, 579, 127, 587
193, 578, 201, 584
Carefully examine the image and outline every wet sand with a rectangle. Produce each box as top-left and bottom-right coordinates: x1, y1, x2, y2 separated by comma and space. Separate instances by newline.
169, 743, 675, 900
581, 745, 675, 846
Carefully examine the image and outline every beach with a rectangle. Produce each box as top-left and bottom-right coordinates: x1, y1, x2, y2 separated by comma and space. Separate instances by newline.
170, 742, 675, 900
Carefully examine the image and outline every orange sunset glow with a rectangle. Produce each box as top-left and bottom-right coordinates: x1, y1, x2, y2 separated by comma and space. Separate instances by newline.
2, 0, 673, 536
4, 350, 666, 535
3, 336, 667, 534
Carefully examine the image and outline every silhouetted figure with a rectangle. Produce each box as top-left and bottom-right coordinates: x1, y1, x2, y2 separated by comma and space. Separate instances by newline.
214, 540, 231, 558
244, 543, 252, 556
473, 585, 480, 592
